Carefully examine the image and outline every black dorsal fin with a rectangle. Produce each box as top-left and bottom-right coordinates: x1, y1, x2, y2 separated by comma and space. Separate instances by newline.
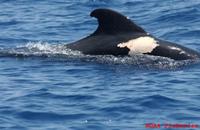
90, 8, 146, 35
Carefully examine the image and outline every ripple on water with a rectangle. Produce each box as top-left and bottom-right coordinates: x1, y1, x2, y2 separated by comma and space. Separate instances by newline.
17, 111, 88, 121
137, 94, 186, 109
167, 113, 200, 121
26, 90, 97, 101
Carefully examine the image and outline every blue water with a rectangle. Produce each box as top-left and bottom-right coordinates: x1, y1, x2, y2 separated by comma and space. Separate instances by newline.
0, 0, 200, 130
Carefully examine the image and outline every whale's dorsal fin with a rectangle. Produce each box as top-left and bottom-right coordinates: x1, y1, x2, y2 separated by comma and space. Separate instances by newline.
90, 8, 146, 35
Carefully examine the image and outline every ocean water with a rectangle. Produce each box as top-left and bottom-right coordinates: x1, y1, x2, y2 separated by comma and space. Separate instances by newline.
0, 0, 200, 130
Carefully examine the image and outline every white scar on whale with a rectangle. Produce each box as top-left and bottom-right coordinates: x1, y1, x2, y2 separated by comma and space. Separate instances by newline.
117, 36, 159, 56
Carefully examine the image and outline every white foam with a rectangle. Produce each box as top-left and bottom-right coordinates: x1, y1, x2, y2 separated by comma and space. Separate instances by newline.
16, 41, 83, 56
117, 36, 159, 56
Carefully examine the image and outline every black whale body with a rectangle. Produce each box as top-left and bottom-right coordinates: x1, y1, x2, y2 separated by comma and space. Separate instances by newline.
66, 8, 200, 60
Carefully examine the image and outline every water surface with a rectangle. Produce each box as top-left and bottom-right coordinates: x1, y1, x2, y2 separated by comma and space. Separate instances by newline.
0, 0, 200, 129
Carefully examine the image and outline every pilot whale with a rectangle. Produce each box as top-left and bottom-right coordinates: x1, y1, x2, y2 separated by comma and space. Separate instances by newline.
66, 8, 200, 60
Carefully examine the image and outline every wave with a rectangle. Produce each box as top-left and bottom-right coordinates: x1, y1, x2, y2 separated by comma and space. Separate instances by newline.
0, 41, 199, 70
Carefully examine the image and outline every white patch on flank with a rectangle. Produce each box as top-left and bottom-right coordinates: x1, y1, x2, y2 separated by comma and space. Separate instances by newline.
169, 46, 181, 51
117, 36, 159, 56
169, 46, 186, 54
